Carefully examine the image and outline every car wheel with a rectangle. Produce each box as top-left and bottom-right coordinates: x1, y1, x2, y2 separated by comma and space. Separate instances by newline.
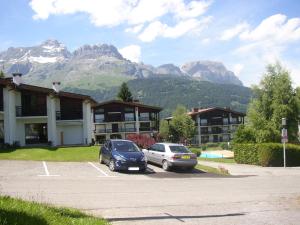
99, 154, 104, 164
109, 160, 116, 171
162, 160, 169, 171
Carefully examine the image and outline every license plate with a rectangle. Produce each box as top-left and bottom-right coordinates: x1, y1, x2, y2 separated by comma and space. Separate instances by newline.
182, 155, 190, 159
128, 167, 139, 171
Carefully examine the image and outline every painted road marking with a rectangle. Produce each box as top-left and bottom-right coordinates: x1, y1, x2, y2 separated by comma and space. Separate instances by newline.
88, 162, 116, 177
38, 161, 60, 177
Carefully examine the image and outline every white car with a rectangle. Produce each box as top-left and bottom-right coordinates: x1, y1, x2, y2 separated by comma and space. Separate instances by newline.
143, 143, 197, 171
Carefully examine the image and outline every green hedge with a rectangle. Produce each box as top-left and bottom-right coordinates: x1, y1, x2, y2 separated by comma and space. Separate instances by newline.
234, 144, 259, 165
233, 143, 300, 167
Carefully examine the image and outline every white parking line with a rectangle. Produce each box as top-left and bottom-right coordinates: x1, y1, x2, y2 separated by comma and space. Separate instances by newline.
88, 162, 114, 177
38, 161, 60, 177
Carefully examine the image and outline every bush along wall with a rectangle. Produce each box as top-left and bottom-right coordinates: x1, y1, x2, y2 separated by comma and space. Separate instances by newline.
233, 143, 300, 167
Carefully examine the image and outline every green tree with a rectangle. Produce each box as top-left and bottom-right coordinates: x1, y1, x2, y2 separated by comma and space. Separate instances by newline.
159, 120, 170, 140
169, 105, 196, 143
0, 70, 4, 78
117, 82, 133, 102
232, 125, 256, 144
246, 63, 299, 143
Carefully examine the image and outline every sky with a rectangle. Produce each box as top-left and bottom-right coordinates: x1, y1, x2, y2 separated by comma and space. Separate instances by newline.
0, 0, 300, 87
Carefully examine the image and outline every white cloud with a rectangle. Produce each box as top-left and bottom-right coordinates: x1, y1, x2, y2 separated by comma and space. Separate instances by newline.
29, 0, 212, 41
240, 14, 300, 43
232, 14, 300, 77
231, 64, 244, 76
119, 45, 141, 63
125, 24, 144, 34
138, 17, 211, 42
220, 22, 249, 41
201, 38, 210, 45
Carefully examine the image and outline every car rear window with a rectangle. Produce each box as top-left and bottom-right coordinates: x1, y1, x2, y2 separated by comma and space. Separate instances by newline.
113, 141, 140, 152
169, 145, 190, 153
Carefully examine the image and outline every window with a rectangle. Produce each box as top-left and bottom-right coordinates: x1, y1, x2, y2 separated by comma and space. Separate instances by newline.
169, 145, 189, 153
125, 123, 135, 132
95, 114, 104, 123
200, 119, 207, 126
140, 122, 150, 131
139, 112, 149, 121
96, 124, 106, 133
157, 144, 165, 152
223, 118, 229, 125
125, 113, 134, 121
25, 123, 48, 144
112, 141, 140, 152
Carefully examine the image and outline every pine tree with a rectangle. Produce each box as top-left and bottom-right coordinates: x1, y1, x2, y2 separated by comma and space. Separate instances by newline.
0, 70, 4, 78
117, 82, 133, 102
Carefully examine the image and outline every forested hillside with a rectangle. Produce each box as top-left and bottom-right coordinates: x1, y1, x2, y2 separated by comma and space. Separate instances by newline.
66, 76, 252, 117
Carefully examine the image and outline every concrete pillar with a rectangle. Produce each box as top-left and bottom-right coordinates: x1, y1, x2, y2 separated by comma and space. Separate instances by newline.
3, 87, 16, 145
135, 107, 139, 134
197, 115, 201, 146
83, 100, 92, 145
47, 95, 57, 146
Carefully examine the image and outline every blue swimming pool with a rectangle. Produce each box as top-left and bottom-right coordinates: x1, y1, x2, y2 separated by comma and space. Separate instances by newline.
200, 152, 224, 158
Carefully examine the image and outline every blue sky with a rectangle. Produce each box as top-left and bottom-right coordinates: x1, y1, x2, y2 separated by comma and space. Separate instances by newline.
1, 0, 300, 86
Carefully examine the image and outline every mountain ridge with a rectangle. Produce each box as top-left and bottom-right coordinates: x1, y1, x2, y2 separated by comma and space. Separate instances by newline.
0, 39, 243, 87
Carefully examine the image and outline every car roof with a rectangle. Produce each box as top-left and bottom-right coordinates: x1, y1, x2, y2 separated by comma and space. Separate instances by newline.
110, 139, 133, 142
155, 143, 184, 146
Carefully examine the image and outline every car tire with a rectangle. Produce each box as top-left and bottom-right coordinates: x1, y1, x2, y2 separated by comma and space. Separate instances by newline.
99, 154, 104, 164
109, 160, 116, 172
162, 160, 170, 171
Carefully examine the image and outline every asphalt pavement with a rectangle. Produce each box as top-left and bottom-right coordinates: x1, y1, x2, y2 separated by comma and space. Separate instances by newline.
0, 160, 299, 225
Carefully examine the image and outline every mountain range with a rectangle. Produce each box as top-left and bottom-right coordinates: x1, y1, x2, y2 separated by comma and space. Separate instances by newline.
0, 39, 243, 87
0, 40, 250, 116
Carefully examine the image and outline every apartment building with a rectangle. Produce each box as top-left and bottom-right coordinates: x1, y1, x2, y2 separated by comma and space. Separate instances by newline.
93, 100, 162, 143
189, 107, 245, 144
0, 74, 96, 146
166, 107, 245, 144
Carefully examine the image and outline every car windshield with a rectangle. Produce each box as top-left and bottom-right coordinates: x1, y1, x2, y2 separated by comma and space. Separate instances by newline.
169, 145, 190, 153
113, 141, 140, 152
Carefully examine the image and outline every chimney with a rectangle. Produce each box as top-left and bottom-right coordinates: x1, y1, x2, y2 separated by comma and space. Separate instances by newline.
192, 107, 199, 112
52, 82, 61, 93
12, 73, 22, 86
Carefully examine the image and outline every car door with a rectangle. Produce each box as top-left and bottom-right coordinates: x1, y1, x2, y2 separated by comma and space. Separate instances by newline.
147, 144, 157, 163
153, 144, 166, 165
101, 141, 111, 163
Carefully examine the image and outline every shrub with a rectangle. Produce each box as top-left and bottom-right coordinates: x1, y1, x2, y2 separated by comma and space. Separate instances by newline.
233, 143, 259, 165
190, 149, 201, 157
233, 143, 300, 167
206, 143, 219, 148
201, 145, 207, 150
220, 142, 230, 150
126, 134, 156, 149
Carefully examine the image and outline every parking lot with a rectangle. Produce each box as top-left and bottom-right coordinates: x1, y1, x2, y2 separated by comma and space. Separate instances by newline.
1, 160, 300, 225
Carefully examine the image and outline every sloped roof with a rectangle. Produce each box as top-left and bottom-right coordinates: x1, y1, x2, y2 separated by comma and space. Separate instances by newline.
94, 100, 162, 111
0, 77, 97, 104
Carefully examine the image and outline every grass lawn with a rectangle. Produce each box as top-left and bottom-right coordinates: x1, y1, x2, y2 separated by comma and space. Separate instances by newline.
0, 195, 109, 225
0, 146, 99, 161
198, 157, 236, 164
196, 164, 229, 175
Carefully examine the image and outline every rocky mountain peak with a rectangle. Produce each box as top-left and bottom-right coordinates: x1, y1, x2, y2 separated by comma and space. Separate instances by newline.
72, 44, 123, 60
156, 64, 184, 76
181, 60, 243, 86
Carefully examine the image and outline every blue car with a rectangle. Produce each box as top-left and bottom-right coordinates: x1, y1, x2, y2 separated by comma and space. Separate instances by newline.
99, 139, 147, 172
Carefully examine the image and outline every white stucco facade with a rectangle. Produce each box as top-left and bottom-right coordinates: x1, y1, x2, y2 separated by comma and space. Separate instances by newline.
1, 78, 94, 147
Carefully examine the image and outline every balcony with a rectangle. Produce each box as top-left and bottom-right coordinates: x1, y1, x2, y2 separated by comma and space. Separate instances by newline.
56, 111, 83, 120
16, 106, 47, 117
95, 127, 137, 134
